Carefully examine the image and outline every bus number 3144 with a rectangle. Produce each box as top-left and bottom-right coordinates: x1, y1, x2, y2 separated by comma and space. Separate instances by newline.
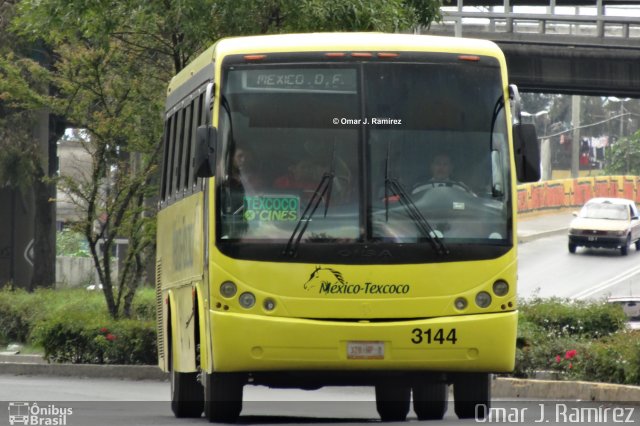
411, 328, 458, 344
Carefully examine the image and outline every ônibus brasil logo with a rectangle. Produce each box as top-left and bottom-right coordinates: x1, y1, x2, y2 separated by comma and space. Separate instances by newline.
8, 402, 73, 426
303, 266, 410, 295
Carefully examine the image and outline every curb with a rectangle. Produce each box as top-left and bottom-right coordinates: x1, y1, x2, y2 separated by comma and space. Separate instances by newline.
2, 361, 640, 403
517, 227, 568, 244
493, 377, 640, 403
0, 362, 167, 381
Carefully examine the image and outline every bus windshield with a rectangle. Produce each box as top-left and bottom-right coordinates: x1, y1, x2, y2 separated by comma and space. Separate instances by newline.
217, 55, 511, 263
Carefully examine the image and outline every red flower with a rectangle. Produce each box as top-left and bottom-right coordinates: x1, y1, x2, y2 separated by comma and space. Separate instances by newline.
569, 362, 573, 369
105, 333, 117, 342
565, 350, 577, 360
555, 355, 561, 363
99, 327, 108, 334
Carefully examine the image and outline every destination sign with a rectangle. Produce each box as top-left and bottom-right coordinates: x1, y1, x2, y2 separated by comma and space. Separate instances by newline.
242, 68, 357, 93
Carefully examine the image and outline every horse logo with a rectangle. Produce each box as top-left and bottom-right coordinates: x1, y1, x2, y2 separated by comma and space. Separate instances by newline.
304, 266, 345, 290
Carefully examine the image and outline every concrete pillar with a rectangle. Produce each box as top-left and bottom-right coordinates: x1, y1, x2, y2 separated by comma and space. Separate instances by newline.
571, 95, 581, 178
541, 138, 552, 181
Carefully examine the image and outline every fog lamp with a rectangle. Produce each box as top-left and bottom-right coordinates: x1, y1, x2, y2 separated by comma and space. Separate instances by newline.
263, 298, 276, 311
454, 297, 468, 310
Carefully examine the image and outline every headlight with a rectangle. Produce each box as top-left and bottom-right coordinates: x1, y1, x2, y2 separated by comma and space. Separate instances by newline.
238, 292, 256, 309
493, 280, 509, 297
475, 291, 492, 308
220, 281, 237, 298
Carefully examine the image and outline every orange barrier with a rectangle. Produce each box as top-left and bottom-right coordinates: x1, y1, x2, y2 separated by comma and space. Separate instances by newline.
516, 175, 639, 213
543, 181, 566, 209
517, 186, 530, 212
572, 177, 595, 206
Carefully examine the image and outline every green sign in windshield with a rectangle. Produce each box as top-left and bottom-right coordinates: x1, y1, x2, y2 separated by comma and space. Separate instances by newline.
243, 195, 300, 222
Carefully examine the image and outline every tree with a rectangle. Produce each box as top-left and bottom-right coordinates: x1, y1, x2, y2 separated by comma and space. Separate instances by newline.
604, 130, 640, 176
8, 0, 443, 317
0, 0, 57, 291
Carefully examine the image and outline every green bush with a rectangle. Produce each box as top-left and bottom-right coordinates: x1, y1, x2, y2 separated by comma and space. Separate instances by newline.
0, 287, 157, 365
130, 288, 156, 321
519, 297, 627, 338
0, 288, 107, 345
514, 298, 640, 385
56, 229, 90, 257
31, 310, 156, 365
576, 331, 640, 385
0, 291, 30, 343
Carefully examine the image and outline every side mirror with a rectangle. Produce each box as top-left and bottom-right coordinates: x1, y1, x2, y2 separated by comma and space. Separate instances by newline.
513, 123, 540, 183
194, 125, 216, 178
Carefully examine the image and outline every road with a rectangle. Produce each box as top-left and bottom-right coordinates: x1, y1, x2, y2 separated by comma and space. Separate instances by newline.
518, 233, 640, 300
2, 375, 639, 425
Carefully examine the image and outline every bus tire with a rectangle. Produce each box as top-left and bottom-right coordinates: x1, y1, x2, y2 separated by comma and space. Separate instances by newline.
204, 372, 243, 423
170, 371, 204, 418
453, 373, 490, 419
375, 384, 410, 421
412, 383, 448, 420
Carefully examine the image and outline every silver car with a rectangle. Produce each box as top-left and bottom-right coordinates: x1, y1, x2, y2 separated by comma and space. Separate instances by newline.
607, 297, 640, 330
568, 197, 640, 255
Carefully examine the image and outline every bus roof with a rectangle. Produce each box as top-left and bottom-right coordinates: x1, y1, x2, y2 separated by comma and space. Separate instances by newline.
168, 32, 504, 95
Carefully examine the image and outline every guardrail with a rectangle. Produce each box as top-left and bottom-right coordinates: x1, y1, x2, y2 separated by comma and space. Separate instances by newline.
517, 175, 640, 213
436, 0, 640, 43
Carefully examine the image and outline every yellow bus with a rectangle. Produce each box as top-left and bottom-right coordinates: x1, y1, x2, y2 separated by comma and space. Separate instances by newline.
156, 32, 539, 422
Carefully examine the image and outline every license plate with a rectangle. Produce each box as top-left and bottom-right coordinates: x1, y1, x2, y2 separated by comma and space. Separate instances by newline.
588, 236, 598, 241
347, 341, 384, 360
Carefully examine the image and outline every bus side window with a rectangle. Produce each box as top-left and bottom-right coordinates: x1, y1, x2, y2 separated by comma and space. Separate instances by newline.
189, 95, 202, 192
181, 102, 193, 193
166, 113, 177, 200
160, 117, 172, 201
173, 107, 185, 196
195, 92, 205, 188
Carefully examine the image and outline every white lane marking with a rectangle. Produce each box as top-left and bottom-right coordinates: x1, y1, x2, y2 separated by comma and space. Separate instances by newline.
574, 263, 640, 300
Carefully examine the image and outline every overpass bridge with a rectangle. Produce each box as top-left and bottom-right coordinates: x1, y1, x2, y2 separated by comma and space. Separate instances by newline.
423, 0, 640, 97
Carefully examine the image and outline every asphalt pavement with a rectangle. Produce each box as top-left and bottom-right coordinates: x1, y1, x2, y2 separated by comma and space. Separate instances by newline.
2, 209, 638, 403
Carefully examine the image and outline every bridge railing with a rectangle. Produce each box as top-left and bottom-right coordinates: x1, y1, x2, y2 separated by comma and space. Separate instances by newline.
435, 0, 640, 43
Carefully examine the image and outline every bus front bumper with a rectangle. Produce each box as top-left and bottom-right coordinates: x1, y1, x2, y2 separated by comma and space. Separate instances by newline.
209, 310, 517, 373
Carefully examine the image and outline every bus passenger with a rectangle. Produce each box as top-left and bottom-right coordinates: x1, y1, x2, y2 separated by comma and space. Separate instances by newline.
274, 159, 324, 191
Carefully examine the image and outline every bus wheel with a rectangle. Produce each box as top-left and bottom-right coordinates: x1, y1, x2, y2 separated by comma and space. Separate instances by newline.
204, 372, 243, 423
452, 373, 490, 419
412, 383, 448, 420
375, 384, 410, 421
170, 370, 204, 418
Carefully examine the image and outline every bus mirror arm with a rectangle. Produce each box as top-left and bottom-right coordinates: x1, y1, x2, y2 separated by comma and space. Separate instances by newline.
513, 123, 540, 183
195, 125, 217, 178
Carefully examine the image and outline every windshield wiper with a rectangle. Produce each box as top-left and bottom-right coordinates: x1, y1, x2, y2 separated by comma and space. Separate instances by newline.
382, 139, 447, 254
283, 143, 339, 257
385, 177, 449, 255
283, 172, 334, 257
